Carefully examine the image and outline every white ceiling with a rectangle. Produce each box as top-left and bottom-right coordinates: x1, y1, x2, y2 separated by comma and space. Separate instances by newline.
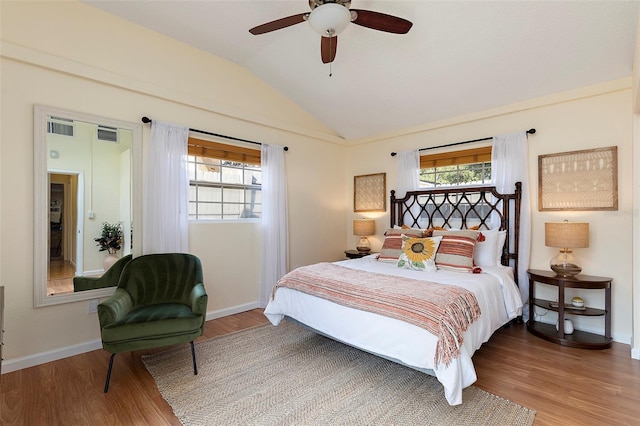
85, 1, 639, 140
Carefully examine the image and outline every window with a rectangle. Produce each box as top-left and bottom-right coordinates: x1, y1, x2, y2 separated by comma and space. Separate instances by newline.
419, 146, 491, 188
187, 137, 262, 220
418, 146, 493, 227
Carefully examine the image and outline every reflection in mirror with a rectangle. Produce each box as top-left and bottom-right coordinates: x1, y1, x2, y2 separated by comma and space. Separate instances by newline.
34, 105, 142, 307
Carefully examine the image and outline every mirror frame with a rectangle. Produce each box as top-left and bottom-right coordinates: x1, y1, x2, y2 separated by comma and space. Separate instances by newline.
34, 105, 143, 307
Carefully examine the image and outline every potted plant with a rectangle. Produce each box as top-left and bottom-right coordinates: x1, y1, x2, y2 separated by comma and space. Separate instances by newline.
95, 222, 123, 254
95, 222, 123, 270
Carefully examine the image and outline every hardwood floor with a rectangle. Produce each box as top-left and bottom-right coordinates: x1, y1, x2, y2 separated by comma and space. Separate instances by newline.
47, 260, 75, 295
1, 310, 638, 425
473, 323, 640, 426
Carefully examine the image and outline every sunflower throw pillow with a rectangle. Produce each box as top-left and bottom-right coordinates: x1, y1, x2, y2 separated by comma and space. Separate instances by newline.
397, 235, 443, 272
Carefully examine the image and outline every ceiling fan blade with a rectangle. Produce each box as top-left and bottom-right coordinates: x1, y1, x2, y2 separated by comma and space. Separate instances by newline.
350, 9, 413, 34
249, 13, 308, 35
321, 36, 337, 64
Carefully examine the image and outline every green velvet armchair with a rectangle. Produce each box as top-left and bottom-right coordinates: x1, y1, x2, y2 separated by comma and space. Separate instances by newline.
73, 254, 133, 292
97, 253, 208, 392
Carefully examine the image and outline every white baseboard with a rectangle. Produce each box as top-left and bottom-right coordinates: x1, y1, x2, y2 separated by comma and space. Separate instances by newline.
2, 339, 104, 374
2, 302, 262, 374
205, 302, 262, 321
632, 347, 640, 360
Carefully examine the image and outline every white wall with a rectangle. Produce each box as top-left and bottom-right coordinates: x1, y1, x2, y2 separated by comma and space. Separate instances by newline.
0, 2, 347, 368
631, 11, 640, 360
346, 79, 635, 345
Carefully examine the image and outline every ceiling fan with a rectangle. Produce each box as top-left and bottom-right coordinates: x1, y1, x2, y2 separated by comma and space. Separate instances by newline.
249, 0, 413, 64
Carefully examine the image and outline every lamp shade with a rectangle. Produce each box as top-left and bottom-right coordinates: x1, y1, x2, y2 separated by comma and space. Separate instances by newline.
309, 3, 352, 37
545, 221, 589, 248
353, 219, 375, 236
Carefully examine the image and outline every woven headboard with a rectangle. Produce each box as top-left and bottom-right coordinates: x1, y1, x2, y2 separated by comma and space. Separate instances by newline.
390, 183, 522, 280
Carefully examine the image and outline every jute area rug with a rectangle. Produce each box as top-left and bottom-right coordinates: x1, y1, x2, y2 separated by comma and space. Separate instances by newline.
143, 321, 536, 426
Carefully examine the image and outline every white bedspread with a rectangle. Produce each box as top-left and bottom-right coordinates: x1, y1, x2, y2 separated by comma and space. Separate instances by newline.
264, 255, 523, 405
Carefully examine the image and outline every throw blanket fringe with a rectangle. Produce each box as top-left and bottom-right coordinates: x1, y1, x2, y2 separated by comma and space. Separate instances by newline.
273, 263, 481, 367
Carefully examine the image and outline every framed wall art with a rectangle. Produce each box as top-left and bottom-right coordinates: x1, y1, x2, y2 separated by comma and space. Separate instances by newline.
354, 173, 386, 212
538, 146, 618, 211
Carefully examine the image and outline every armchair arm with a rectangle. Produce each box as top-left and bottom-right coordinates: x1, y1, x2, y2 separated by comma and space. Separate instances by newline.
73, 276, 114, 292
74, 254, 132, 292
189, 283, 208, 316
97, 288, 134, 328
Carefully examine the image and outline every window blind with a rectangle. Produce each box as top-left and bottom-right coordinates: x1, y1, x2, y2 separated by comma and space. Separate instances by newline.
420, 146, 491, 169
188, 137, 261, 165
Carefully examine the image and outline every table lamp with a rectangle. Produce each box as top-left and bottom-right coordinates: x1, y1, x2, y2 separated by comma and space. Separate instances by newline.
545, 220, 589, 277
353, 219, 375, 252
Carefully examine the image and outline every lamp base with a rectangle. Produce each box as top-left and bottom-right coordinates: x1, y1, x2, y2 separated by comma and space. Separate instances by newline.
356, 236, 371, 252
550, 263, 581, 277
550, 249, 581, 277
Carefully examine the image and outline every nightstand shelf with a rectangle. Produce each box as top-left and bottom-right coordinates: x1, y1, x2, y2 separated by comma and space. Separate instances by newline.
526, 321, 612, 348
531, 298, 605, 316
527, 269, 612, 349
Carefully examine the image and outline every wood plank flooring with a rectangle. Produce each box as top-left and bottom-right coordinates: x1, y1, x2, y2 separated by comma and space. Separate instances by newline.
1, 309, 638, 425
473, 322, 640, 425
47, 260, 75, 295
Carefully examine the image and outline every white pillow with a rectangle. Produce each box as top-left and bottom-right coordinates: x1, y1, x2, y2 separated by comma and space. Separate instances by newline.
496, 230, 507, 265
473, 229, 507, 266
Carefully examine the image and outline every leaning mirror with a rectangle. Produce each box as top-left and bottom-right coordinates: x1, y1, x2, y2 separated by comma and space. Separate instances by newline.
34, 105, 142, 307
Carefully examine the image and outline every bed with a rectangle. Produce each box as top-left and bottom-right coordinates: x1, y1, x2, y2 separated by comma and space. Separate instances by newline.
264, 183, 523, 406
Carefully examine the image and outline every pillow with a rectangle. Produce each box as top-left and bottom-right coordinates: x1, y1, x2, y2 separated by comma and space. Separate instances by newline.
378, 228, 425, 263
423, 226, 446, 237
384, 228, 424, 236
496, 230, 507, 264
432, 230, 479, 272
474, 229, 507, 267
393, 224, 412, 229
393, 224, 429, 233
397, 235, 443, 272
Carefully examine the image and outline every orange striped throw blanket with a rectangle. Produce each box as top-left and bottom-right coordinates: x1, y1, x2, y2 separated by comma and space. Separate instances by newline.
273, 263, 481, 367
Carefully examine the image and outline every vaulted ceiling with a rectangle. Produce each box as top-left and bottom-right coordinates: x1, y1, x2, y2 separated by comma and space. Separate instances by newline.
85, 1, 639, 140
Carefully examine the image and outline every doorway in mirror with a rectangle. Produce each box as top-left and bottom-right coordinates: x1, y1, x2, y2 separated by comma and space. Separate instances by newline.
47, 173, 79, 295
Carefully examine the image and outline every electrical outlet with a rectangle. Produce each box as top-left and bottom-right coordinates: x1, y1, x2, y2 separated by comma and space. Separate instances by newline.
88, 299, 100, 314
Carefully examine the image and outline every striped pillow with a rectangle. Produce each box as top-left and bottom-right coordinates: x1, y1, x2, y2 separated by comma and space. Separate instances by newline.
432, 230, 479, 272
378, 228, 425, 263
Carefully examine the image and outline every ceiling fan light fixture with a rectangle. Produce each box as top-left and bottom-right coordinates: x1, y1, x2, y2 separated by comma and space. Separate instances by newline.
309, 3, 351, 37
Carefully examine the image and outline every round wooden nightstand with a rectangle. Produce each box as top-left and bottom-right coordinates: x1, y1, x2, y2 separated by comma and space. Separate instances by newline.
344, 250, 375, 259
527, 269, 612, 349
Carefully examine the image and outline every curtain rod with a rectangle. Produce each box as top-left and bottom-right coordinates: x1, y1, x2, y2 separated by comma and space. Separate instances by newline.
141, 117, 289, 151
390, 128, 536, 157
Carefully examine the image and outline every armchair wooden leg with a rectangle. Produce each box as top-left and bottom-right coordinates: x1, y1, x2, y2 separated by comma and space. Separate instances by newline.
190, 341, 198, 376
104, 353, 116, 393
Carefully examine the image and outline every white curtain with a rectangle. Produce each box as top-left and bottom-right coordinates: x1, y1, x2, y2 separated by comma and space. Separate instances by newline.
142, 120, 190, 254
259, 144, 289, 307
395, 150, 421, 227
396, 150, 420, 197
491, 131, 531, 308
